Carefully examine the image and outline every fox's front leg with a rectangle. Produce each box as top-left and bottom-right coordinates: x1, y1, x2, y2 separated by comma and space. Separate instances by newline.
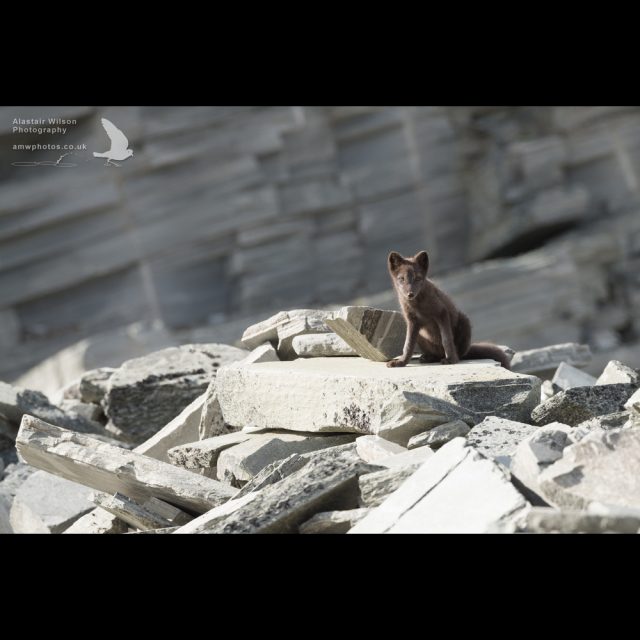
437, 316, 459, 364
387, 320, 419, 368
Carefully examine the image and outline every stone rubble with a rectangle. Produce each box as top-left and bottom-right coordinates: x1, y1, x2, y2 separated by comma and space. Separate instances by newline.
3, 321, 640, 534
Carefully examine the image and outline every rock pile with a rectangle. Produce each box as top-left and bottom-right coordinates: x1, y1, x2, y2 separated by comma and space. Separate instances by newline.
1, 308, 639, 534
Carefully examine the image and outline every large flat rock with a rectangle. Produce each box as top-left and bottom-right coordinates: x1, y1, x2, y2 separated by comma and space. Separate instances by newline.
217, 358, 540, 445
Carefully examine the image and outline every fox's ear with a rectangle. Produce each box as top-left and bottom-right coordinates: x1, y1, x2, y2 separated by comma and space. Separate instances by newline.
388, 251, 404, 272
414, 251, 429, 273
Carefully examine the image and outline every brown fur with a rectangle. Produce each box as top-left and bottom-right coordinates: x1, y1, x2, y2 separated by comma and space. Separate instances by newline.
386, 250, 511, 369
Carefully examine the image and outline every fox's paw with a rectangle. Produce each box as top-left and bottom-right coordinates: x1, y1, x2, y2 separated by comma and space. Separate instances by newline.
387, 358, 407, 368
440, 357, 459, 365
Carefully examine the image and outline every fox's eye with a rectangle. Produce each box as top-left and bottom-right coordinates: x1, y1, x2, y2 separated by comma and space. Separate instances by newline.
398, 277, 405, 283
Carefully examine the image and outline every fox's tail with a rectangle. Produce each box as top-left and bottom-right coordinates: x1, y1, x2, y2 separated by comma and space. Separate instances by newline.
463, 342, 511, 370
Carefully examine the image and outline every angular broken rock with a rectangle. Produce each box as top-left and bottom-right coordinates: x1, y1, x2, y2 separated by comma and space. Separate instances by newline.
552, 362, 596, 391
168, 430, 256, 470
233, 443, 359, 499
510, 343, 592, 374
240, 342, 280, 364
465, 417, 539, 460
540, 380, 555, 402
358, 465, 421, 508
189, 447, 383, 533
572, 411, 630, 441
216, 432, 356, 486
79, 367, 116, 404
532, 384, 637, 427
325, 306, 406, 362
10, 470, 94, 533
596, 360, 640, 387
197, 380, 241, 441
276, 310, 333, 360
64, 507, 128, 534
292, 333, 357, 357
355, 435, 406, 464
16, 415, 236, 513
102, 343, 247, 443
0, 381, 106, 436
216, 357, 540, 445
376, 445, 434, 470
518, 507, 640, 534
173, 493, 259, 534
135, 393, 205, 463
407, 420, 470, 450
241, 311, 291, 350
539, 427, 640, 510
351, 438, 529, 533
510, 422, 574, 498
92, 492, 192, 531
299, 508, 370, 534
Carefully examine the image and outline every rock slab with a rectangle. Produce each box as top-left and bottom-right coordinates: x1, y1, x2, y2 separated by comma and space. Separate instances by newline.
350, 438, 529, 533
325, 306, 406, 362
216, 357, 541, 445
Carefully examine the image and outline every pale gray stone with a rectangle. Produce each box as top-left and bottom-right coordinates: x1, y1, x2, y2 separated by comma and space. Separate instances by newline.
233, 442, 359, 499
92, 492, 192, 531
292, 333, 357, 357
299, 508, 370, 534
168, 430, 256, 470
197, 380, 237, 441
136, 393, 205, 463
351, 438, 529, 533
466, 417, 540, 459
190, 448, 382, 533
358, 465, 421, 508
572, 411, 631, 441
10, 470, 94, 533
596, 360, 640, 386
532, 384, 637, 427
510, 423, 574, 497
64, 507, 127, 534
16, 415, 237, 513
79, 367, 116, 404
376, 445, 434, 469
174, 493, 259, 533
276, 310, 333, 360
216, 357, 541, 445
0, 381, 107, 436
541, 380, 556, 402
325, 306, 406, 362
216, 432, 356, 486
624, 388, 640, 412
356, 435, 406, 463
552, 362, 596, 391
520, 507, 640, 533
102, 343, 248, 443
511, 343, 592, 374
241, 342, 280, 363
241, 311, 291, 350
539, 426, 640, 509
408, 420, 470, 449
59, 399, 104, 423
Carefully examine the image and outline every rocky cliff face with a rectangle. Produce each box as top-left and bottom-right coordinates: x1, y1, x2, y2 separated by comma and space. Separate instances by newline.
2, 106, 640, 383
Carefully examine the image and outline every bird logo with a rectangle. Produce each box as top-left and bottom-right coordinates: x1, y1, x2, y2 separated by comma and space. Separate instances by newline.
93, 118, 134, 167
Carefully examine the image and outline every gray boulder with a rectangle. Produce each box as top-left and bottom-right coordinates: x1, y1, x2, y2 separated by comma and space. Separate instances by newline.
102, 343, 248, 443
539, 426, 640, 510
532, 384, 637, 427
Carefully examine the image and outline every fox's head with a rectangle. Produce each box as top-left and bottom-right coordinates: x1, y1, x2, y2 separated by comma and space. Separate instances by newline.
388, 250, 429, 301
